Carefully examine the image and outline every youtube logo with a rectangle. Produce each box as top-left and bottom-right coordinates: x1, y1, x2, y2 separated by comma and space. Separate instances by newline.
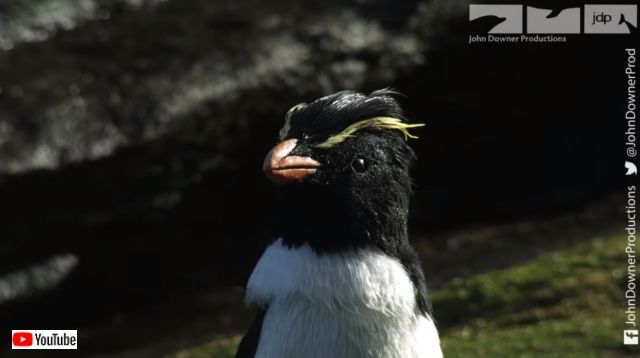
11, 330, 77, 350
12, 332, 33, 347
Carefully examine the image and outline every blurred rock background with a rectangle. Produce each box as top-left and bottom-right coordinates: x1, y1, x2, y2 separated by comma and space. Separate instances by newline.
0, 0, 631, 356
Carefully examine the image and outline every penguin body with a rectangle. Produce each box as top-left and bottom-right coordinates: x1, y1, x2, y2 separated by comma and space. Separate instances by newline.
245, 239, 441, 358
237, 89, 443, 358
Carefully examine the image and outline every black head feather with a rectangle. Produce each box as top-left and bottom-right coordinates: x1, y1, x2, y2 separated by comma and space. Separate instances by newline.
282, 89, 409, 145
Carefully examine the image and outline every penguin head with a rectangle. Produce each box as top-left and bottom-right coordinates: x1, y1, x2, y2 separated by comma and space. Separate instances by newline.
263, 89, 423, 253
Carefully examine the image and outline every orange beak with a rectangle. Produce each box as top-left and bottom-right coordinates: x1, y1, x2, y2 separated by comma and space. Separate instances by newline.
263, 139, 320, 185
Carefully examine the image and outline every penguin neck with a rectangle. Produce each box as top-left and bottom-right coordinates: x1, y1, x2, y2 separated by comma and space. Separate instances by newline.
270, 183, 411, 254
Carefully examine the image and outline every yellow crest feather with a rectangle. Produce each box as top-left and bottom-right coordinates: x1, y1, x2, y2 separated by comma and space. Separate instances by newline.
314, 117, 425, 149
279, 103, 305, 140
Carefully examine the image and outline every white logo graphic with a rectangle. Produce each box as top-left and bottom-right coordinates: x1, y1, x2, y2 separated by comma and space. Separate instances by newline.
625, 161, 637, 175
527, 7, 581, 34
469, 5, 523, 33
585, 5, 637, 34
624, 330, 639, 345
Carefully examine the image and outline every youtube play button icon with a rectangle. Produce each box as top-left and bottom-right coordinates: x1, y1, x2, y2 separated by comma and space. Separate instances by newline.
12, 332, 33, 347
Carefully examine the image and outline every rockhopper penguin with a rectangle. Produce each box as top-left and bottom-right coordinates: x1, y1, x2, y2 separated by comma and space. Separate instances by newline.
236, 89, 443, 358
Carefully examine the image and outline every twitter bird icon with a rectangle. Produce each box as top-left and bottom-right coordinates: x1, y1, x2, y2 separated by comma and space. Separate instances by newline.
625, 161, 637, 175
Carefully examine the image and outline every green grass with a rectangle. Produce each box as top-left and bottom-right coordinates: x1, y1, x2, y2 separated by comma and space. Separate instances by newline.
167, 236, 635, 357
171, 336, 241, 358
436, 237, 631, 357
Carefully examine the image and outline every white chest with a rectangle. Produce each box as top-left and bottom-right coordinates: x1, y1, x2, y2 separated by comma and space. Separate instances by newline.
245, 239, 442, 358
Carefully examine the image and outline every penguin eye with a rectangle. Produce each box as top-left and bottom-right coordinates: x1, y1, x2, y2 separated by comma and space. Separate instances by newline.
351, 157, 369, 173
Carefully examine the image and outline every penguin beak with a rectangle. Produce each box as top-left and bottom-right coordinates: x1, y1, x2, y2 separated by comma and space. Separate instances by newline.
263, 138, 320, 185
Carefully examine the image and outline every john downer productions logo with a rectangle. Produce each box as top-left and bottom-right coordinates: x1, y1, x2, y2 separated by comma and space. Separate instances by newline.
11, 330, 78, 350
469, 4, 637, 35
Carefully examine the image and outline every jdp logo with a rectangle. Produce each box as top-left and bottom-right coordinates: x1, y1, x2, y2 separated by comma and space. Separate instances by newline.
469, 4, 637, 34
585, 5, 637, 33
11, 330, 78, 350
